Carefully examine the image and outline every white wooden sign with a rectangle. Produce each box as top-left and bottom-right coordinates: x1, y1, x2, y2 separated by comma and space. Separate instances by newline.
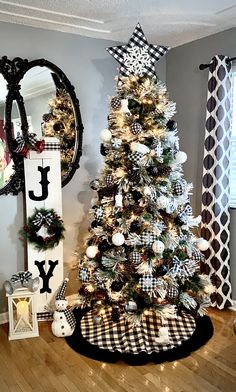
24, 137, 63, 315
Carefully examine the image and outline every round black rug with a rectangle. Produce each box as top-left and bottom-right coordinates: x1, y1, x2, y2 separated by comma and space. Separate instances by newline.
65, 308, 214, 366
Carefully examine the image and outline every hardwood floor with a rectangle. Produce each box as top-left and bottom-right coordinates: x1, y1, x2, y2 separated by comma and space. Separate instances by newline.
0, 308, 235, 392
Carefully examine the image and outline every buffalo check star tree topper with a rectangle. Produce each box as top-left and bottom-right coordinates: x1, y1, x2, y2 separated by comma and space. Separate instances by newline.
106, 22, 170, 77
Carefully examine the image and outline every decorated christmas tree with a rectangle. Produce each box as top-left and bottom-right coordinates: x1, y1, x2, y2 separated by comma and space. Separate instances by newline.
74, 24, 213, 357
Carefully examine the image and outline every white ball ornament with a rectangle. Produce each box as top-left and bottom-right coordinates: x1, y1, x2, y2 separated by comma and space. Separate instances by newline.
130, 142, 150, 155
121, 99, 130, 113
196, 238, 209, 251
86, 245, 99, 259
100, 129, 112, 143
144, 185, 152, 196
112, 233, 125, 246
156, 195, 169, 209
152, 240, 165, 254
175, 151, 187, 164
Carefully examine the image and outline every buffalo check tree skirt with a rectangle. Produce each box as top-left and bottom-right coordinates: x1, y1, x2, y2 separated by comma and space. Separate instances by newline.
66, 308, 213, 365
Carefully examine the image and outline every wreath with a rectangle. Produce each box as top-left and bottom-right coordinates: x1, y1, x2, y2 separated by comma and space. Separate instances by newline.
20, 208, 65, 251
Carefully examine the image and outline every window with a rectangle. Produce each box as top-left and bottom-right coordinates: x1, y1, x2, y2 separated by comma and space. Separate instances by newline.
230, 71, 236, 208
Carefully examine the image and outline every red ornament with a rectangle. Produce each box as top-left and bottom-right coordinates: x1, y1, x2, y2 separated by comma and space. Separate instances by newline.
19, 145, 29, 158
94, 289, 107, 300
34, 140, 45, 153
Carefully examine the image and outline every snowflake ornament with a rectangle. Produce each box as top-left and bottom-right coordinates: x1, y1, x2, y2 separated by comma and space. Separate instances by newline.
123, 44, 152, 76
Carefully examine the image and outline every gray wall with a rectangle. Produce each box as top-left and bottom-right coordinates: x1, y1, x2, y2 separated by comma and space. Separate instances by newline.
166, 27, 236, 300
0, 21, 166, 313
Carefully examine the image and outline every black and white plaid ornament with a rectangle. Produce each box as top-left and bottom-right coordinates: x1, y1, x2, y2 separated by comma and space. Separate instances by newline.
139, 274, 158, 292
130, 122, 143, 135
172, 181, 185, 196
190, 251, 204, 263
79, 267, 90, 283
111, 138, 122, 149
167, 286, 179, 299
140, 230, 157, 246
129, 251, 141, 264
105, 174, 114, 186
128, 151, 144, 165
106, 23, 170, 78
111, 97, 121, 110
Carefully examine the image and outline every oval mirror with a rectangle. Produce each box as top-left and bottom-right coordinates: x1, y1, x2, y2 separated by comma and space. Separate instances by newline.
20, 64, 83, 186
0, 57, 83, 195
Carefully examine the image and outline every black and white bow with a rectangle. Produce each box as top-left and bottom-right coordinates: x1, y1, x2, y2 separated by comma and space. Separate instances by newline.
32, 212, 54, 227
14, 132, 38, 153
10, 271, 32, 285
169, 256, 198, 279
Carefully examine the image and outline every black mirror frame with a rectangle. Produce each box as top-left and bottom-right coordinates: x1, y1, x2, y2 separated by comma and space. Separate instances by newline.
0, 56, 83, 195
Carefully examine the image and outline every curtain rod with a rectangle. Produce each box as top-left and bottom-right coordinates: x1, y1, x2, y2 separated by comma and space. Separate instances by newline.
199, 56, 236, 70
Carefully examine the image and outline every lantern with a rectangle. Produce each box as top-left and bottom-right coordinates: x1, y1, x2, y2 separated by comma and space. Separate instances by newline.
6, 288, 39, 340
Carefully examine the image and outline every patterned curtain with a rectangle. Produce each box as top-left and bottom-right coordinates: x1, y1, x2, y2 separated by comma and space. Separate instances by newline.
201, 55, 233, 309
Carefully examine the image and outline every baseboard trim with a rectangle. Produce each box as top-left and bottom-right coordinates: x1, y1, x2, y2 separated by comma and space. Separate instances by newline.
0, 312, 8, 325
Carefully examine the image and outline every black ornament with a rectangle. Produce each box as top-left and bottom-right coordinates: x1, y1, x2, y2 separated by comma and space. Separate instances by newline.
90, 179, 99, 191
98, 240, 110, 252
132, 190, 142, 201
147, 166, 158, 176
156, 264, 168, 276
128, 169, 141, 183
130, 220, 141, 233
174, 215, 185, 226
128, 98, 140, 111
53, 121, 64, 133
111, 281, 124, 292
166, 120, 177, 132
100, 144, 109, 156
158, 166, 171, 176
91, 220, 99, 228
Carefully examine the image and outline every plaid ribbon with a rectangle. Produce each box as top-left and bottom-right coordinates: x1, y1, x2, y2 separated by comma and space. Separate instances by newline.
10, 271, 32, 285
32, 212, 54, 227
170, 256, 198, 278
139, 274, 158, 292
140, 231, 157, 246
